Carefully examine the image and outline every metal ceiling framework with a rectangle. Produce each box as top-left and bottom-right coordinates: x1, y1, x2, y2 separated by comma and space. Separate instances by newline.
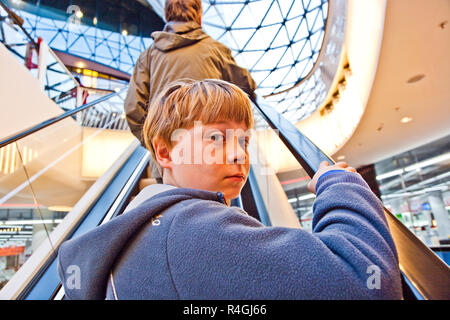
202, 0, 329, 122
5, 0, 161, 75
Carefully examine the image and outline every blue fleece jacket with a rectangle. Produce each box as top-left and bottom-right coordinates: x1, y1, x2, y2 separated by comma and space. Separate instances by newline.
57, 171, 403, 299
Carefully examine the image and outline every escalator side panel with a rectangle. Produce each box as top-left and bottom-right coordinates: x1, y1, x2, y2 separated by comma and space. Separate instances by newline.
246, 166, 271, 226
385, 209, 450, 300
252, 97, 450, 300
22, 146, 148, 300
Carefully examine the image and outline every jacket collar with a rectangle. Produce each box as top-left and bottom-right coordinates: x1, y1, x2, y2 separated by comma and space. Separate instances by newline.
123, 184, 177, 213
163, 21, 202, 34
151, 21, 208, 51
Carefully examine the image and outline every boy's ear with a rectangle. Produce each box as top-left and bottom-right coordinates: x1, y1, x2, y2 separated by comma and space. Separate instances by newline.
152, 137, 172, 169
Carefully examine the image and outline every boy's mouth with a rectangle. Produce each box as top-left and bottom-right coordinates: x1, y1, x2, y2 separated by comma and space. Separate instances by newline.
225, 173, 245, 181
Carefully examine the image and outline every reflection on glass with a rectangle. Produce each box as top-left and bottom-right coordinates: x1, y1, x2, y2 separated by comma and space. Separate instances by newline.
375, 136, 450, 257
0, 90, 135, 289
250, 105, 312, 230
0, 5, 38, 72
0, 5, 80, 110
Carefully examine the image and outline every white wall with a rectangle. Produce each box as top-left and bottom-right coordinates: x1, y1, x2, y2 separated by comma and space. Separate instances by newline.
297, 0, 387, 158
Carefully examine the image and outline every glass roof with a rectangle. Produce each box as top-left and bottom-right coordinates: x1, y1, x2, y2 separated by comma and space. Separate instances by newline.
192, 0, 328, 122
149, 0, 329, 122
201, 0, 328, 96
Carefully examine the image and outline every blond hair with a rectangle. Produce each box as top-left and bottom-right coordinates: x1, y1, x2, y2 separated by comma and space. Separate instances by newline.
164, 0, 202, 24
143, 79, 253, 161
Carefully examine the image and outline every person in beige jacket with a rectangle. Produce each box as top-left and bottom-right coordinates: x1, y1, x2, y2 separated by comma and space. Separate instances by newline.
124, 0, 257, 180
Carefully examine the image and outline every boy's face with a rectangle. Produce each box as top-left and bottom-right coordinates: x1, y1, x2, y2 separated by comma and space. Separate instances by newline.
165, 120, 251, 201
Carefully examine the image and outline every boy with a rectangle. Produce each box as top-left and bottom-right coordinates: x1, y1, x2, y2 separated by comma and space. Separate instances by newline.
58, 79, 403, 299
124, 0, 257, 181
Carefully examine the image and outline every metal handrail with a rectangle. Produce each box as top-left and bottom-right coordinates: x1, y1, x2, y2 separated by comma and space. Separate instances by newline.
1, 0, 82, 104
252, 95, 450, 300
0, 0, 38, 50
0, 89, 124, 149
45, 44, 80, 88
254, 96, 334, 177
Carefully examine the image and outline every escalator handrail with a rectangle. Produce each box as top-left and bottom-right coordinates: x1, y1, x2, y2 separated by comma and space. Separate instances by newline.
252, 95, 450, 300
253, 96, 335, 177
0, 89, 123, 149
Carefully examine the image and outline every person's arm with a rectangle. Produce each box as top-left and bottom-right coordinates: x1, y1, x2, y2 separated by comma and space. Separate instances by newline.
124, 50, 151, 143
166, 168, 402, 299
218, 44, 257, 102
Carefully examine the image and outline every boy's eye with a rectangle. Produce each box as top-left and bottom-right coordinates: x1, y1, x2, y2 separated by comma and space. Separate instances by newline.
209, 133, 224, 143
239, 137, 250, 148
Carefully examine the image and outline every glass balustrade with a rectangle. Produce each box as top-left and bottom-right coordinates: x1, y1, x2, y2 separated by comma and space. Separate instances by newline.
250, 103, 315, 230
0, 89, 135, 290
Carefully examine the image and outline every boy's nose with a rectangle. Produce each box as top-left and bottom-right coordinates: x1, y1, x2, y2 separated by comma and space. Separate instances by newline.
226, 140, 247, 164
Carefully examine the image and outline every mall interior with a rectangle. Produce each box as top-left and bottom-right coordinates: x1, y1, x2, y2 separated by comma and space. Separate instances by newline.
0, 0, 448, 299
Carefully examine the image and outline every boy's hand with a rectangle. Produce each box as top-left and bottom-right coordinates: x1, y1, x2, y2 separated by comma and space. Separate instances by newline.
307, 161, 358, 194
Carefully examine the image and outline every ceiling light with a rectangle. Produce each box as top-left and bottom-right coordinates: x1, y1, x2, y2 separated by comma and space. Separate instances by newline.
376, 152, 450, 180
376, 169, 404, 180
400, 117, 412, 124
438, 21, 447, 29
121, 29, 128, 36
288, 193, 316, 203
48, 206, 72, 212
404, 152, 450, 172
298, 194, 316, 201
407, 74, 425, 83
1, 219, 55, 225
93, 17, 98, 25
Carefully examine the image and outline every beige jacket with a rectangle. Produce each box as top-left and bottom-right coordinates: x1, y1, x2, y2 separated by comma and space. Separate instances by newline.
124, 21, 257, 143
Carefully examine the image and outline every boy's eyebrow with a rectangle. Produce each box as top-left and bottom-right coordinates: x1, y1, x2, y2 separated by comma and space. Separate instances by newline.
206, 121, 250, 130
209, 127, 252, 137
